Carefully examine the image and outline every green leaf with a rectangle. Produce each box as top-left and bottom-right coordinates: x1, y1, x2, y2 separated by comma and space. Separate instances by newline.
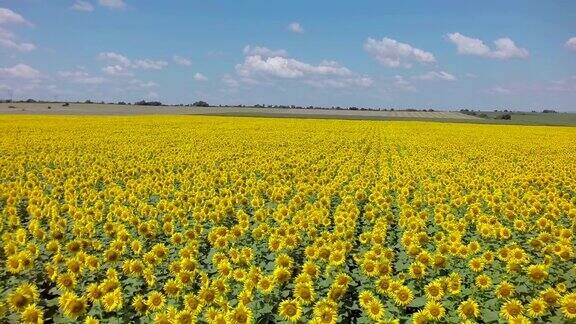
516, 284, 529, 294
410, 296, 426, 308
481, 309, 499, 323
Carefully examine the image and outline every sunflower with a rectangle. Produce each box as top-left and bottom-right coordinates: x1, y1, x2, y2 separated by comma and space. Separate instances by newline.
66, 258, 82, 274
101, 288, 123, 312
412, 310, 428, 324
446, 273, 461, 295
132, 294, 148, 314
164, 278, 181, 297
6, 254, 22, 273
556, 283, 567, 294
59, 292, 87, 319
183, 294, 203, 313
334, 273, 351, 287
458, 299, 480, 320
365, 298, 385, 321
199, 286, 217, 305
208, 312, 227, 324
302, 261, 319, 278
57, 272, 76, 291
257, 276, 275, 295
424, 301, 445, 321
85, 283, 102, 302
227, 303, 252, 324
409, 261, 426, 279
474, 274, 492, 290
273, 266, 291, 283
20, 303, 43, 324
278, 299, 302, 322
526, 264, 548, 283
295, 273, 312, 284
294, 282, 315, 304
276, 254, 293, 268
154, 311, 173, 324
392, 286, 414, 307
17, 283, 39, 303
561, 295, 576, 319
328, 283, 347, 301
432, 254, 447, 269
424, 280, 444, 300
99, 277, 120, 294
328, 251, 346, 267
495, 281, 515, 299
178, 270, 193, 285
358, 290, 376, 308
85, 256, 99, 271
84, 316, 99, 324
527, 297, 546, 318
147, 290, 166, 311
507, 315, 532, 324
482, 251, 495, 264
468, 257, 485, 272
143, 268, 156, 288
540, 287, 561, 306
175, 309, 195, 324
500, 299, 524, 321
362, 259, 378, 277
312, 299, 338, 324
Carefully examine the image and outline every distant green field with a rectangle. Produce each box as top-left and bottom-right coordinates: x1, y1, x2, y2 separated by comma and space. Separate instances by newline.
1, 103, 574, 126
472, 112, 576, 126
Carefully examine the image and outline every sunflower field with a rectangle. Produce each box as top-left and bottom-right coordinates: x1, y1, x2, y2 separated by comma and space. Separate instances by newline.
1, 115, 576, 324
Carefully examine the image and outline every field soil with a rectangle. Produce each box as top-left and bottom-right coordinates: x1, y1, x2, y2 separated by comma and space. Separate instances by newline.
0, 103, 478, 120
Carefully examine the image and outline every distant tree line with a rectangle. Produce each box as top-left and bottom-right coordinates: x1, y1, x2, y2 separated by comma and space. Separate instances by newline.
1, 98, 565, 114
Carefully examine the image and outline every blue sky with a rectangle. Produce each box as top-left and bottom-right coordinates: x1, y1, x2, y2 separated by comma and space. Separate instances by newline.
1, 0, 575, 111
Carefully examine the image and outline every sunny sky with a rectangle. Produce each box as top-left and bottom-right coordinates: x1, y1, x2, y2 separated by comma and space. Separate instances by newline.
0, 0, 575, 111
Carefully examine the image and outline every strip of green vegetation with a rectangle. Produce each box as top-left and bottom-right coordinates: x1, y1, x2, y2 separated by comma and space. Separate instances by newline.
460, 110, 576, 126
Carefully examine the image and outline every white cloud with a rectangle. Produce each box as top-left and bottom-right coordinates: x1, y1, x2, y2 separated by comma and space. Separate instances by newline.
98, 52, 131, 66
446, 33, 490, 56
487, 86, 512, 94
71, 1, 95, 12
415, 71, 457, 81
304, 76, 373, 89
145, 91, 159, 99
0, 63, 41, 79
173, 55, 192, 66
364, 37, 435, 68
129, 79, 157, 88
234, 52, 371, 89
490, 38, 529, 59
447, 33, 529, 59
132, 59, 168, 70
237, 55, 352, 79
0, 8, 32, 26
0, 27, 36, 52
287, 22, 304, 34
98, 52, 167, 71
243, 45, 288, 58
222, 74, 239, 88
486, 77, 576, 95
394, 75, 416, 92
102, 65, 132, 76
98, 0, 126, 9
0, 9, 35, 52
565, 37, 576, 52
193, 73, 207, 81
59, 70, 105, 84
98, 52, 168, 73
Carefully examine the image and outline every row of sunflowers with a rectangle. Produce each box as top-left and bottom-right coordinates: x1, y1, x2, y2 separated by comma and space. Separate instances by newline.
1, 115, 575, 323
